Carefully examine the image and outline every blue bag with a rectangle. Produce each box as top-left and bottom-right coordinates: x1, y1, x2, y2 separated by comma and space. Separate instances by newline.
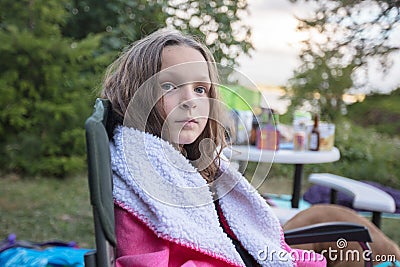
0, 234, 92, 267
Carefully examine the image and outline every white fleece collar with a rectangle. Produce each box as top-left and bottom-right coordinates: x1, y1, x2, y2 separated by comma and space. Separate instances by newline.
111, 126, 293, 266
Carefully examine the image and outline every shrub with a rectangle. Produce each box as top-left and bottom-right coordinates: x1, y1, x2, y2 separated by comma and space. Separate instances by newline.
305, 119, 400, 188
244, 119, 400, 189
0, 0, 104, 177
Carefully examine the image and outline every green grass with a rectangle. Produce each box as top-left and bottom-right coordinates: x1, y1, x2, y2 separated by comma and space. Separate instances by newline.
0, 168, 398, 250
0, 174, 94, 248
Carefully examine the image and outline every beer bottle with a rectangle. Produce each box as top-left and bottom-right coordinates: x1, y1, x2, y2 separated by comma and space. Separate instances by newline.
309, 114, 320, 151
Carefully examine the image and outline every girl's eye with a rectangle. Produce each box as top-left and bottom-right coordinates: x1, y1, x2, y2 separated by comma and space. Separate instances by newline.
161, 82, 176, 91
194, 86, 207, 94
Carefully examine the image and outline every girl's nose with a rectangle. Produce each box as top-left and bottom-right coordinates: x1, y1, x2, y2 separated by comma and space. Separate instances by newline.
179, 85, 197, 109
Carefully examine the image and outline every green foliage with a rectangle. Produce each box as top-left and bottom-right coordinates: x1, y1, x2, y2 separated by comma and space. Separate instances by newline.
305, 119, 400, 188
0, 0, 105, 176
289, 0, 400, 88
287, 51, 355, 122
286, 0, 400, 121
347, 89, 400, 137
0, 0, 67, 37
62, 0, 253, 67
0, 0, 252, 177
62, 0, 167, 52
166, 0, 253, 66
246, 119, 400, 189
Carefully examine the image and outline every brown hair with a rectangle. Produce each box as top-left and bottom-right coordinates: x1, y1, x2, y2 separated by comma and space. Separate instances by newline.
101, 29, 227, 182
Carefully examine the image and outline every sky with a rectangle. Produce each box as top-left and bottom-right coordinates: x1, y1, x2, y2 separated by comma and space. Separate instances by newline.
236, 0, 400, 96
234, 0, 312, 113
236, 0, 307, 88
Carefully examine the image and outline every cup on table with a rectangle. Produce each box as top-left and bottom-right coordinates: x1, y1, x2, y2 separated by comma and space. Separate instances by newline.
319, 123, 335, 151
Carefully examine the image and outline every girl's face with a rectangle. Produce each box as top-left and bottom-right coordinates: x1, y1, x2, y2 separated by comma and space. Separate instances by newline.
159, 45, 211, 145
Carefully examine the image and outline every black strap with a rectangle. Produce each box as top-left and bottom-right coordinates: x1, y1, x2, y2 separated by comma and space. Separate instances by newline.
214, 201, 260, 267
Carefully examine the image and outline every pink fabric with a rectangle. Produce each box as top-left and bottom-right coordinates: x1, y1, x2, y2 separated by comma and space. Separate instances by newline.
115, 204, 326, 267
115, 205, 241, 267
282, 243, 326, 267
215, 202, 238, 241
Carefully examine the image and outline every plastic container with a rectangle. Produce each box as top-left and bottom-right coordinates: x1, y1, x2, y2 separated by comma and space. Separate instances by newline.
293, 111, 311, 151
319, 123, 335, 151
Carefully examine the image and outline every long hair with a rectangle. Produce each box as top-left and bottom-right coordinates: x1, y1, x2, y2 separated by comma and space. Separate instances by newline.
101, 29, 227, 182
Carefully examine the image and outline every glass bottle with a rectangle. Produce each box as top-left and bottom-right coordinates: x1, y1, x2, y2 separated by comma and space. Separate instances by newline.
309, 114, 320, 151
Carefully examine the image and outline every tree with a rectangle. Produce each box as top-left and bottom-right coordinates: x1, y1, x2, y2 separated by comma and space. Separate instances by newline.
62, 0, 166, 53
0, 0, 105, 176
287, 0, 400, 121
164, 0, 253, 67
288, 50, 355, 121
62, 0, 253, 67
0, 0, 252, 177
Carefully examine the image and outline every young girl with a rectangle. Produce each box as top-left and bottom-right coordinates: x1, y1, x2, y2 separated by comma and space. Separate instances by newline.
101, 29, 326, 267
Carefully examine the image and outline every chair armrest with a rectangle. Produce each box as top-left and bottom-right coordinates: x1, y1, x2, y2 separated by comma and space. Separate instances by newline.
308, 173, 395, 213
284, 222, 372, 245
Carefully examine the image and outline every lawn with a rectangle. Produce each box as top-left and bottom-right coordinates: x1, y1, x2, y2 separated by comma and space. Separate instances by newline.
0, 174, 94, 248
0, 170, 399, 249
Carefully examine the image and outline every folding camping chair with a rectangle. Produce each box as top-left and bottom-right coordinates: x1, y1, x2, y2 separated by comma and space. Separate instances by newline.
84, 98, 374, 267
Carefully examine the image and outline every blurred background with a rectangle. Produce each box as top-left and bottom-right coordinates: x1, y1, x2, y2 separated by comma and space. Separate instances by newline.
1, 0, 399, 247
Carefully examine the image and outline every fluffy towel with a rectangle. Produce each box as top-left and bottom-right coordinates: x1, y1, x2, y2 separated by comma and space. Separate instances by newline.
111, 126, 293, 266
